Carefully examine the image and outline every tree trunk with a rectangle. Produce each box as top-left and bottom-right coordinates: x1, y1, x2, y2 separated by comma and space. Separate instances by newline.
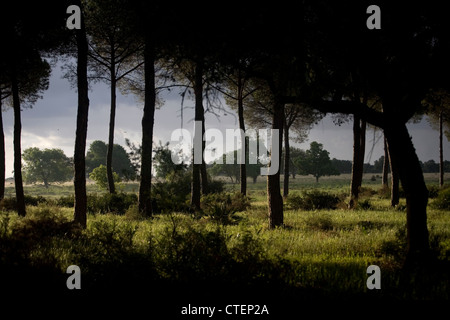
106, 60, 117, 194
349, 115, 364, 208
439, 110, 444, 187
73, 10, 90, 228
138, 37, 156, 217
384, 121, 430, 264
267, 100, 284, 228
382, 136, 389, 187
283, 118, 290, 197
12, 74, 26, 217
237, 74, 246, 196
0, 89, 5, 200
191, 59, 206, 209
387, 141, 400, 207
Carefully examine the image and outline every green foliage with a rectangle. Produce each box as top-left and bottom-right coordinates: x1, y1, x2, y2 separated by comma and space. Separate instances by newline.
431, 186, 450, 210
286, 190, 341, 210
87, 192, 138, 215
200, 192, 250, 224
89, 164, 122, 191
153, 142, 187, 179
22, 147, 72, 187
86, 140, 136, 180
294, 141, 339, 182
0, 195, 49, 211
151, 170, 191, 213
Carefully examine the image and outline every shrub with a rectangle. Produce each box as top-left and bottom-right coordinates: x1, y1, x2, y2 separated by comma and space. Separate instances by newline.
0, 195, 49, 211
431, 187, 450, 210
151, 170, 191, 213
200, 192, 250, 224
89, 164, 122, 191
427, 185, 441, 199
87, 192, 138, 215
207, 178, 225, 194
151, 222, 231, 281
286, 190, 340, 210
56, 195, 75, 208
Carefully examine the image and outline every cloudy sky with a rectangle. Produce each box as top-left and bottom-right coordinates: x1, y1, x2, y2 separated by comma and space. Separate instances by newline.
2, 63, 449, 178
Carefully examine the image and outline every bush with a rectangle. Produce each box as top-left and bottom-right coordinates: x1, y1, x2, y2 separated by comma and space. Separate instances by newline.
200, 192, 250, 224
286, 190, 340, 210
151, 170, 192, 213
0, 195, 49, 211
431, 187, 450, 210
87, 192, 138, 215
56, 195, 75, 208
207, 178, 225, 194
89, 164, 122, 191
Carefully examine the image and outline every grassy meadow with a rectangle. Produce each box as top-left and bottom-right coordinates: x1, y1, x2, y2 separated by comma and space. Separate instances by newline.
1, 173, 449, 314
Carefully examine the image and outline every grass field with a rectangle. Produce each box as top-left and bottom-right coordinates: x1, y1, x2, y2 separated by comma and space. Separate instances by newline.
1, 174, 449, 315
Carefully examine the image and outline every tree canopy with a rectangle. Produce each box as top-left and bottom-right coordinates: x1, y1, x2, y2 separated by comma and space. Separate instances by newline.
86, 140, 136, 180
22, 148, 72, 188
295, 141, 339, 183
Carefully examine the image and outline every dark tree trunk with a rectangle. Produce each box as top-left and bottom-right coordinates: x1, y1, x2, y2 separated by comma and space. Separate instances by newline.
0, 89, 5, 200
382, 136, 389, 187
106, 60, 117, 194
283, 117, 290, 197
138, 38, 156, 217
73, 11, 90, 228
267, 100, 284, 228
349, 115, 364, 208
191, 59, 206, 209
387, 141, 400, 207
439, 110, 444, 187
237, 74, 246, 196
384, 121, 430, 263
12, 74, 26, 217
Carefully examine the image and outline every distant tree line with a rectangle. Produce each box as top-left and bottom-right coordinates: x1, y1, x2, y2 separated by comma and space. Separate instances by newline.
331, 157, 450, 174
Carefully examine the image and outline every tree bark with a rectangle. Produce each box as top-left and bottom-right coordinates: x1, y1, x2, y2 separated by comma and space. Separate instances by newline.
384, 121, 430, 263
349, 115, 364, 208
382, 136, 389, 187
439, 110, 444, 187
237, 74, 247, 196
12, 74, 26, 217
191, 59, 206, 209
283, 116, 290, 197
73, 9, 90, 228
0, 89, 5, 200
138, 37, 156, 217
106, 57, 117, 194
267, 100, 284, 228
387, 141, 400, 207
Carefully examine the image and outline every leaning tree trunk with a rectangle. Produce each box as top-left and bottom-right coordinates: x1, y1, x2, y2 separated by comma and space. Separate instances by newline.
268, 100, 284, 228
0, 89, 5, 200
12, 74, 26, 217
106, 57, 117, 194
73, 9, 90, 228
138, 38, 156, 217
384, 121, 430, 264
